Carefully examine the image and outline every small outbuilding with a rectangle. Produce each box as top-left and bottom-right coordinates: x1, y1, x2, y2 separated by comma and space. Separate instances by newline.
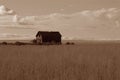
36, 31, 62, 44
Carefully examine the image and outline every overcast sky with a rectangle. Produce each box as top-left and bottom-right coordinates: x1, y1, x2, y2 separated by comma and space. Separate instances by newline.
0, 0, 120, 15
0, 0, 120, 40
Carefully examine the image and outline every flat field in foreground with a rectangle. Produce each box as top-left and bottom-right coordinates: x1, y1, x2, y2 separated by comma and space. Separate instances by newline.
0, 42, 120, 80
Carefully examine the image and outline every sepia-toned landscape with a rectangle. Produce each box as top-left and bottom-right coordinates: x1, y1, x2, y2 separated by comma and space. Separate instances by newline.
0, 0, 120, 80
0, 41, 119, 80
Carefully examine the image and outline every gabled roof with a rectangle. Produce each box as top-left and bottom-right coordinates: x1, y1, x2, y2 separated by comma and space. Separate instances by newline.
36, 31, 62, 37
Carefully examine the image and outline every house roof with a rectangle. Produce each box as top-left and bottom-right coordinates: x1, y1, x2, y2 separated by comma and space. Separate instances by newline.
36, 31, 62, 37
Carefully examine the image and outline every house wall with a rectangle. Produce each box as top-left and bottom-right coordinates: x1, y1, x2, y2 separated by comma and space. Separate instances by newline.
36, 35, 42, 44
42, 36, 61, 43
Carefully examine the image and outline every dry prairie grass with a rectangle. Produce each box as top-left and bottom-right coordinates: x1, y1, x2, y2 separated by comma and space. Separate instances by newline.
0, 43, 120, 80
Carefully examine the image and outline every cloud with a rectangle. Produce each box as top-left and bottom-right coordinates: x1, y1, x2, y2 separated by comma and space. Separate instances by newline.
0, 5, 16, 15
1, 6, 120, 40
0, 33, 33, 40
16, 8, 120, 40
17, 8, 120, 26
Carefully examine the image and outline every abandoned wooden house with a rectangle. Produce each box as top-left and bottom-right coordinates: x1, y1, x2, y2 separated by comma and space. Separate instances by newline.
36, 31, 62, 44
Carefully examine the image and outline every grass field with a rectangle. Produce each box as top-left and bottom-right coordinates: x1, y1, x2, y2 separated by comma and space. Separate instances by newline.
0, 42, 120, 80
